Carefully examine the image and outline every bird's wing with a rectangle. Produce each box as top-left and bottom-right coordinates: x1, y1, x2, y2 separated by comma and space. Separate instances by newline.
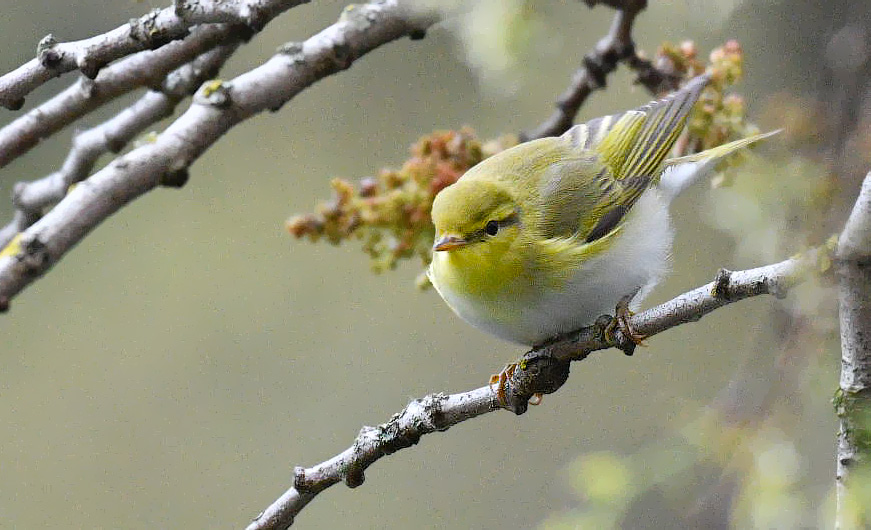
598, 74, 709, 182
539, 75, 709, 241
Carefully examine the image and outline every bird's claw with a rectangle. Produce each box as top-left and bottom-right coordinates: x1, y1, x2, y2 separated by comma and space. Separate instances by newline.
489, 363, 543, 409
488, 366, 513, 407
603, 294, 647, 354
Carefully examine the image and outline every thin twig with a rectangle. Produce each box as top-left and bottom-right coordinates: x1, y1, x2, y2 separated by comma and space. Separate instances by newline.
246, 249, 818, 530
0, 0, 309, 110
0, 1, 440, 312
522, 0, 681, 141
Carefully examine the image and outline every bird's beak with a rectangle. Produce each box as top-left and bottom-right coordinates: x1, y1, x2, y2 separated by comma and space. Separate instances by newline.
433, 235, 468, 252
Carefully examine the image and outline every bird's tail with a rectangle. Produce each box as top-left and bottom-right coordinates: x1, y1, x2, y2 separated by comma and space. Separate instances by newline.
658, 130, 780, 201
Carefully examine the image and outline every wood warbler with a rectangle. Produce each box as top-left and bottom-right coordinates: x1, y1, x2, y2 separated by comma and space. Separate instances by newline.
428, 75, 775, 347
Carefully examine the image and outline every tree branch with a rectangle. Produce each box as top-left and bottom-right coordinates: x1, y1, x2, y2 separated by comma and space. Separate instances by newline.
0, 0, 309, 110
0, 24, 241, 169
0, 43, 239, 251
497, 254, 812, 414
246, 249, 818, 530
0, 1, 440, 312
174, 0, 306, 28
247, 388, 498, 530
522, 0, 679, 141
835, 170, 871, 527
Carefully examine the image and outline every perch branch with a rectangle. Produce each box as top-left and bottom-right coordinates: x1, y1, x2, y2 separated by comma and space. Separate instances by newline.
836, 170, 871, 526
0, 1, 440, 312
246, 249, 818, 530
0, 0, 309, 110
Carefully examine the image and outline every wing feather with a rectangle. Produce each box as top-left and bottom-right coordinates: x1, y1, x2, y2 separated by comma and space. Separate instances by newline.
543, 75, 710, 240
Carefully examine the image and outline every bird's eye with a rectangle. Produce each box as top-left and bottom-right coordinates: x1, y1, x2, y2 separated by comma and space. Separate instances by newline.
484, 220, 499, 236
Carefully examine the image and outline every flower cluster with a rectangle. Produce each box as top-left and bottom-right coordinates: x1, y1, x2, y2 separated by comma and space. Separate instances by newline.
286, 129, 516, 287
662, 40, 757, 151
648, 39, 758, 185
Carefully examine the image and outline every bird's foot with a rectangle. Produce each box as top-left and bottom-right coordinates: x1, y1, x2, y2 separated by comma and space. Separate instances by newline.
603, 294, 647, 355
490, 363, 543, 409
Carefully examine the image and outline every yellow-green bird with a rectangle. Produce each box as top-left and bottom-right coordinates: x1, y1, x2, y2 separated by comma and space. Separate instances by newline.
429, 75, 775, 347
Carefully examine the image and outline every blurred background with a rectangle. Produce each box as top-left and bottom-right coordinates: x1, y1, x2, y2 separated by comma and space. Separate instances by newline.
0, 0, 868, 528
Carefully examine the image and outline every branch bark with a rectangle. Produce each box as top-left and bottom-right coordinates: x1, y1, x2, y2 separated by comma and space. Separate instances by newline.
836, 170, 871, 528
0, 0, 309, 110
246, 249, 818, 530
0, 1, 440, 312
0, 44, 239, 250
0, 24, 232, 168
0, 24, 244, 169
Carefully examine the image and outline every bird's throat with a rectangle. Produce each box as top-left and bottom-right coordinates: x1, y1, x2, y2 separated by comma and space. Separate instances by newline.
433, 238, 528, 300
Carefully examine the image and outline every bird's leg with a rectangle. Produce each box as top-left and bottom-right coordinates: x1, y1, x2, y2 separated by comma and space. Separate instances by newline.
615, 293, 648, 344
604, 292, 648, 355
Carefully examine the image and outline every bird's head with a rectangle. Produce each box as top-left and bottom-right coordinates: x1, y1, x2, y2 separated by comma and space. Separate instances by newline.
430, 179, 520, 254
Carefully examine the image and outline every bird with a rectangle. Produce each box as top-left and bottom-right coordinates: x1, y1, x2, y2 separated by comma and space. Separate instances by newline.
428, 75, 775, 357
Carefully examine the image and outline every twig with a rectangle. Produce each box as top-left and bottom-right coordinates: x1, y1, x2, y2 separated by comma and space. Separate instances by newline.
522, 0, 679, 141
0, 44, 239, 251
835, 170, 871, 527
0, 24, 239, 169
245, 249, 817, 530
174, 0, 306, 28
0, 0, 309, 110
0, 1, 440, 312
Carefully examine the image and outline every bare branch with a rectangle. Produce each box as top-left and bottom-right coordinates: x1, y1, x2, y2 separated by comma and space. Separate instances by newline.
499, 250, 815, 413
0, 24, 239, 169
0, 1, 440, 311
0, 0, 308, 110
522, 0, 680, 141
248, 388, 497, 530
838, 171, 871, 260
836, 171, 871, 526
245, 250, 817, 529
174, 0, 306, 28
0, 44, 239, 251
